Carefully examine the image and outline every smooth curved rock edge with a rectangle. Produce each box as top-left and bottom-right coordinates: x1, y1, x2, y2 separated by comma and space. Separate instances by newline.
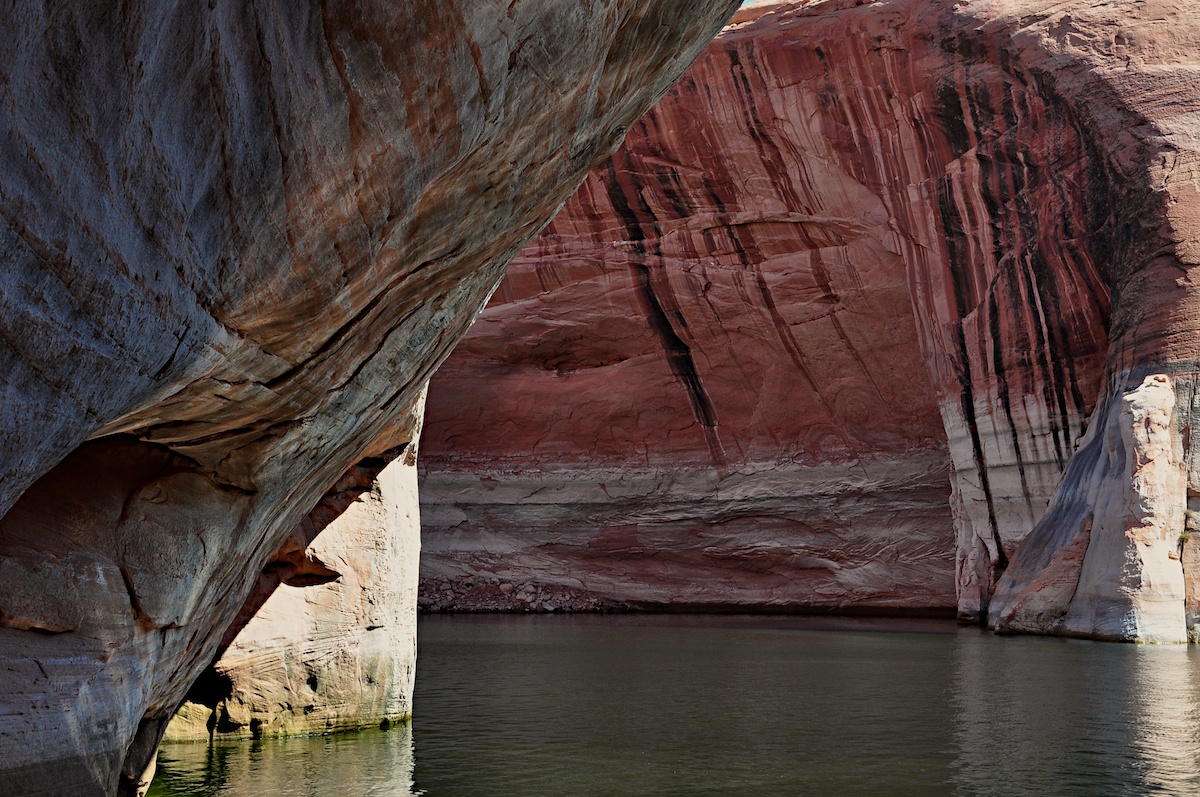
420, 0, 1200, 640
0, 1, 741, 794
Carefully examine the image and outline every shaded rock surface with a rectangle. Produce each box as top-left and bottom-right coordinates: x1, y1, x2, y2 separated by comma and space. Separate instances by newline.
0, 1, 740, 793
422, 0, 1200, 639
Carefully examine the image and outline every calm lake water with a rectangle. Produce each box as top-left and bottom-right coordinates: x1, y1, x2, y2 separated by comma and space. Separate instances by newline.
150, 614, 1200, 797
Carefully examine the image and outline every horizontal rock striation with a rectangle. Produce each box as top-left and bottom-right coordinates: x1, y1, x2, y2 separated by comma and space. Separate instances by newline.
0, 1, 740, 794
420, 461, 957, 613
423, 0, 1200, 638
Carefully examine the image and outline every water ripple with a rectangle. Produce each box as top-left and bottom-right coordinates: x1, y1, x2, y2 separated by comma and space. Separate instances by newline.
151, 615, 1200, 797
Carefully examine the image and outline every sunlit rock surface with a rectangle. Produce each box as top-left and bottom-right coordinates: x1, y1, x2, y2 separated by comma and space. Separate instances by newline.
422, 0, 1200, 638
992, 375, 1189, 641
163, 392, 425, 741
0, 1, 740, 793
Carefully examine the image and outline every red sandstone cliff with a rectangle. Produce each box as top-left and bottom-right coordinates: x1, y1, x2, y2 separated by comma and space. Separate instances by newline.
420, 3, 962, 612
0, 2, 740, 794
422, 0, 1200, 639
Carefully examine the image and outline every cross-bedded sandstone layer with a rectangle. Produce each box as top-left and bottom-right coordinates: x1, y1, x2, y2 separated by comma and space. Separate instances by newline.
421, 0, 1200, 639
163, 392, 425, 743
0, 2, 740, 794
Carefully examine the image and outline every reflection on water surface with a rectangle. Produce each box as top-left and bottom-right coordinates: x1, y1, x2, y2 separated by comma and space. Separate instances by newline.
953, 630, 1200, 795
150, 725, 417, 796
150, 615, 1200, 796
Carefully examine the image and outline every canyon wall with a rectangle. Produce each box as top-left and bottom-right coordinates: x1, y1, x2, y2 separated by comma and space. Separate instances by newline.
0, 2, 741, 794
422, 0, 1200, 638
419, 1, 962, 612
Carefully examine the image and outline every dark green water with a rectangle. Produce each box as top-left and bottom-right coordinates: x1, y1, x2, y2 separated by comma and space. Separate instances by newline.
150, 614, 1200, 797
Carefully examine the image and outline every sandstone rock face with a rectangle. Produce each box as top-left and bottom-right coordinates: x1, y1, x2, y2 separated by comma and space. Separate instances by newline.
164, 392, 425, 741
965, 0, 1200, 641
991, 375, 1188, 641
420, 152, 959, 612
0, 2, 740, 793
422, 0, 1200, 638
